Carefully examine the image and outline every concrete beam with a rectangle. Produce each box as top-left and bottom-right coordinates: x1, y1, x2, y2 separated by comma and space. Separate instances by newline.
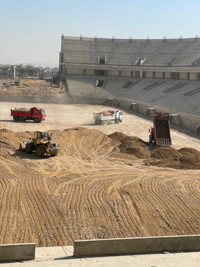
128, 103, 139, 112
145, 107, 155, 117
74, 235, 200, 257
0, 243, 35, 262
170, 114, 182, 126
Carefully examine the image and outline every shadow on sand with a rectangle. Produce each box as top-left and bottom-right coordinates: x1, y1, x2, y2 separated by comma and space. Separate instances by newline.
13, 149, 50, 160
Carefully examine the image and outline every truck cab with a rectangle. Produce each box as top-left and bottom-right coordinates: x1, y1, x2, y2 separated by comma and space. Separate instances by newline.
31, 107, 46, 122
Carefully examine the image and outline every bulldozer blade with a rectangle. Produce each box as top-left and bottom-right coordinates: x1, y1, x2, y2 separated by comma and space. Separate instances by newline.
19, 142, 27, 151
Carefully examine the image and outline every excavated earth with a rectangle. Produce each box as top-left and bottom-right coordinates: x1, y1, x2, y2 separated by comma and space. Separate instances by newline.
0, 126, 200, 247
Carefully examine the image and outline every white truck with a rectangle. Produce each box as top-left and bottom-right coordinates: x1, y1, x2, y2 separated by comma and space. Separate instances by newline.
93, 110, 123, 125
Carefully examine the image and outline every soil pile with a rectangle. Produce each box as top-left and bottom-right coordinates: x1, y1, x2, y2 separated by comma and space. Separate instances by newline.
147, 146, 200, 169
178, 148, 200, 169
108, 131, 128, 143
118, 137, 150, 159
151, 146, 181, 159
108, 132, 150, 159
108, 131, 200, 169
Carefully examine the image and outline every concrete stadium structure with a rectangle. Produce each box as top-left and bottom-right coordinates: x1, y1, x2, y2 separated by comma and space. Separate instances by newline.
59, 36, 200, 134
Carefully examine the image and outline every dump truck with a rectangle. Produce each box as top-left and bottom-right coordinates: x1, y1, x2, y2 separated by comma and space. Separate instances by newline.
149, 112, 171, 146
11, 106, 46, 123
93, 110, 123, 125
19, 131, 59, 157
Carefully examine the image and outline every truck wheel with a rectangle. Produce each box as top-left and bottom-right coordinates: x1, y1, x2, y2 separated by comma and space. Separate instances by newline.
19, 117, 25, 122
34, 118, 39, 123
36, 146, 45, 157
25, 143, 33, 154
14, 116, 19, 121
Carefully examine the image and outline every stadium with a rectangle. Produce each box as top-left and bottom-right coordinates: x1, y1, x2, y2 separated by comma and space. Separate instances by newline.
59, 35, 200, 133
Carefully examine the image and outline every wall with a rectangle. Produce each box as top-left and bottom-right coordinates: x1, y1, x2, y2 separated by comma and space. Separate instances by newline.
0, 243, 35, 262
0, 94, 70, 104
178, 112, 200, 131
121, 70, 131, 77
85, 69, 95, 75
108, 70, 119, 76
155, 72, 163, 79
190, 72, 197, 80
165, 72, 171, 79
113, 97, 200, 134
146, 71, 154, 78
67, 68, 84, 75
64, 66, 200, 81
179, 72, 188, 80
74, 235, 200, 257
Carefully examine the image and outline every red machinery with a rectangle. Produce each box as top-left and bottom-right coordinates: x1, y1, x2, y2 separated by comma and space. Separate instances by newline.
11, 106, 46, 123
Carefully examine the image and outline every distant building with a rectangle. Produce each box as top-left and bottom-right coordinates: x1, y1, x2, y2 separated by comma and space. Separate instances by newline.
0, 65, 14, 78
0, 64, 58, 79
17, 64, 42, 78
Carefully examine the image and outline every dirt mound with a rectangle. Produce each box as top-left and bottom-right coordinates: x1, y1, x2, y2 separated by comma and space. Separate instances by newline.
178, 147, 200, 157
151, 146, 181, 159
0, 128, 13, 133
109, 133, 150, 159
178, 148, 200, 169
148, 146, 200, 169
119, 137, 150, 159
108, 132, 128, 142
109, 132, 200, 169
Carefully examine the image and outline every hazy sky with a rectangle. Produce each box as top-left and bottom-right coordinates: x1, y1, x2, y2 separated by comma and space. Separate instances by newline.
0, 0, 200, 67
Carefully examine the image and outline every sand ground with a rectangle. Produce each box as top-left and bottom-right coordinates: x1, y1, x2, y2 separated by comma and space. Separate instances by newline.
1, 102, 200, 150
0, 102, 200, 247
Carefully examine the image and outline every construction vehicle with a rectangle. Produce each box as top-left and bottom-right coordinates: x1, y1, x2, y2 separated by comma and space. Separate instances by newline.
11, 106, 46, 123
19, 131, 59, 157
149, 112, 171, 146
93, 110, 123, 125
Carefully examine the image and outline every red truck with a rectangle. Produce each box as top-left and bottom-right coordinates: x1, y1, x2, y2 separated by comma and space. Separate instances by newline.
149, 112, 171, 146
11, 106, 46, 123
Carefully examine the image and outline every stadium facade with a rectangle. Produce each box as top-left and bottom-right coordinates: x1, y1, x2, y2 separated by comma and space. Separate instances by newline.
59, 36, 200, 134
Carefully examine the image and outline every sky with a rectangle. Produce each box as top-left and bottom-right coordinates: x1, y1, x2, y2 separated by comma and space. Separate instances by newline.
0, 0, 200, 67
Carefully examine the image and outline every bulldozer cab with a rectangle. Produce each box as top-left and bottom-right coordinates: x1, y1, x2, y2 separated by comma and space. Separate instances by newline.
35, 131, 51, 140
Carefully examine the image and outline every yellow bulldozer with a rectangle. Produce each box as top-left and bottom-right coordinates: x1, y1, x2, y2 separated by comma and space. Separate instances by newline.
19, 131, 59, 157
